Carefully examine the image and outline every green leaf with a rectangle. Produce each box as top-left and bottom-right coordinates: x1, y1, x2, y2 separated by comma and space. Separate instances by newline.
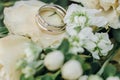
44, 48, 54, 54
54, 0, 69, 8
57, 38, 70, 54
0, 27, 9, 38
91, 62, 101, 74
65, 53, 75, 61
112, 29, 120, 43
82, 63, 91, 71
102, 64, 117, 78
20, 74, 34, 80
36, 74, 54, 80
40, 0, 57, 3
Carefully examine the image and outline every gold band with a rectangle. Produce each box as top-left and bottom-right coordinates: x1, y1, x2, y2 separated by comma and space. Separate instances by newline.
36, 4, 66, 34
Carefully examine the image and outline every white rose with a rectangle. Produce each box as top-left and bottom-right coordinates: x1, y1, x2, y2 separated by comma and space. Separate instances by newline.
4, 0, 65, 48
100, 0, 117, 11
61, 60, 83, 80
0, 35, 31, 80
71, 0, 100, 9
44, 51, 64, 71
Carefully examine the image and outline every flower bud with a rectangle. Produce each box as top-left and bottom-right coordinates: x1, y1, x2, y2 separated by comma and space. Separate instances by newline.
61, 60, 83, 80
44, 51, 64, 71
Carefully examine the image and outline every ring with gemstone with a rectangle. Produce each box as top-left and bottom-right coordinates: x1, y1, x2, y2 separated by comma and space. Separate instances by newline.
36, 4, 66, 34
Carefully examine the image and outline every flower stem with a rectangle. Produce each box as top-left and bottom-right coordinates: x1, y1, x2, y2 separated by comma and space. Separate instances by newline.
53, 70, 61, 79
97, 43, 120, 75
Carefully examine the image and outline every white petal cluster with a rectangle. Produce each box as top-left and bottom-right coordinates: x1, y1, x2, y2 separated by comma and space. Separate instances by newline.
64, 4, 108, 36
71, 0, 120, 29
106, 76, 120, 80
68, 27, 113, 59
79, 28, 113, 59
17, 42, 43, 78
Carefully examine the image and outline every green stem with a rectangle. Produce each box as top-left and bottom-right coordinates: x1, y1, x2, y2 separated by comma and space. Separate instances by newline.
97, 43, 120, 75
53, 70, 61, 79
36, 64, 44, 72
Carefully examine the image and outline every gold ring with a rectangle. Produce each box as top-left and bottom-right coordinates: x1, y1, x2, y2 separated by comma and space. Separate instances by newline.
36, 4, 66, 34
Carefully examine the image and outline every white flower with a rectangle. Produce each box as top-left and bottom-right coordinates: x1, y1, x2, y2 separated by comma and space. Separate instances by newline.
78, 27, 98, 42
66, 25, 78, 36
70, 0, 100, 9
78, 27, 113, 59
106, 76, 120, 80
73, 0, 120, 29
100, 0, 117, 11
68, 36, 84, 54
44, 51, 64, 71
22, 66, 35, 78
61, 60, 83, 80
84, 40, 96, 51
105, 10, 120, 29
25, 43, 42, 63
96, 33, 113, 56
69, 46, 84, 54
91, 50, 100, 59
64, 4, 108, 36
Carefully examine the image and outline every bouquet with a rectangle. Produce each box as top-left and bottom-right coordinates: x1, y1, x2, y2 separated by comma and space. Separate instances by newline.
0, 0, 120, 80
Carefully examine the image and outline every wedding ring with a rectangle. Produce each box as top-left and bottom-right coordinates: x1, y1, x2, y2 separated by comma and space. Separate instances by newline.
36, 4, 66, 34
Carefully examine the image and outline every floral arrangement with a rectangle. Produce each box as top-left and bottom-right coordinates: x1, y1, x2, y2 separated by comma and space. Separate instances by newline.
0, 0, 120, 80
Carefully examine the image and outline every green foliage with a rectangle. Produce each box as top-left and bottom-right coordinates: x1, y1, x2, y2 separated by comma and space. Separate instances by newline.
112, 29, 120, 43
40, 0, 70, 8
102, 64, 117, 78
57, 38, 70, 54
20, 75, 34, 80
40, 0, 57, 3
0, 27, 8, 38
39, 74, 54, 80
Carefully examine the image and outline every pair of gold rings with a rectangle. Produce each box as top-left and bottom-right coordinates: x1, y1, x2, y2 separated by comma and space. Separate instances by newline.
36, 4, 66, 34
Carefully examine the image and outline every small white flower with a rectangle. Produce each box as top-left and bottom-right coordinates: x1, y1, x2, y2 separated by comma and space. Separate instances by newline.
106, 76, 120, 80
70, 46, 84, 54
78, 27, 98, 42
44, 51, 64, 71
96, 33, 113, 56
25, 43, 42, 63
64, 4, 108, 36
78, 27, 113, 59
61, 60, 83, 80
91, 50, 100, 59
66, 25, 78, 36
22, 66, 35, 78
84, 40, 96, 51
